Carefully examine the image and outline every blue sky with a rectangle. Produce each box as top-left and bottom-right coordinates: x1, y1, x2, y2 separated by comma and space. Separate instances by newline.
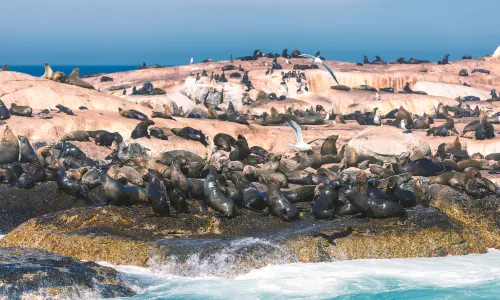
1, 0, 498, 65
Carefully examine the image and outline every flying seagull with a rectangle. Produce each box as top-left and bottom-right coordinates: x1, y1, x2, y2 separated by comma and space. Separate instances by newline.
300, 54, 339, 85
189, 57, 194, 64
284, 117, 313, 151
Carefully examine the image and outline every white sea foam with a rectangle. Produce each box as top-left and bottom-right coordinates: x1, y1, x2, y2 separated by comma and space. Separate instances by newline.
104, 249, 500, 299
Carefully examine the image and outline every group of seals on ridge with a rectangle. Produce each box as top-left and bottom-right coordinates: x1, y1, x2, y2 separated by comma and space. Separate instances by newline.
41, 63, 95, 89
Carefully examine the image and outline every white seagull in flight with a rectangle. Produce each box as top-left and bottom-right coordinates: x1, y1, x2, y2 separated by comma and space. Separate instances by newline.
189, 57, 194, 64
300, 54, 339, 85
284, 117, 313, 151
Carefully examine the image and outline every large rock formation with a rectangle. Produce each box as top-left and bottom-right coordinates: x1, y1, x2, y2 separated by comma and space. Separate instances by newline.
348, 126, 432, 162
0, 247, 135, 298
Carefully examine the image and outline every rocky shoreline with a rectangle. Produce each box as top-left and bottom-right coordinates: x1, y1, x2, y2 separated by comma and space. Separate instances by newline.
1, 50, 500, 298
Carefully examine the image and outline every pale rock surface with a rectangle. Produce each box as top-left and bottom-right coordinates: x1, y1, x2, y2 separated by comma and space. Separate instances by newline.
493, 45, 500, 59
348, 126, 431, 163
413, 81, 491, 100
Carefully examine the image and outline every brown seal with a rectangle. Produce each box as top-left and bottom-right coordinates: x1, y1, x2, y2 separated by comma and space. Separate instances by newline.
61, 130, 90, 142
207, 105, 218, 119
68, 68, 95, 89
320, 135, 338, 156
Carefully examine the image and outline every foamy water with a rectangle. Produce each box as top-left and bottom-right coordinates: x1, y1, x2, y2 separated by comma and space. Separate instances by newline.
103, 249, 500, 300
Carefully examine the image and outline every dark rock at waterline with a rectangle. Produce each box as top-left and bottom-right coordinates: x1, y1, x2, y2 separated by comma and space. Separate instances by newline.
0, 182, 107, 232
0, 203, 487, 277
0, 247, 135, 298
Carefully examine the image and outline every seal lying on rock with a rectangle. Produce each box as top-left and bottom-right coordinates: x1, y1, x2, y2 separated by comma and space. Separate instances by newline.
99, 171, 148, 206
151, 111, 175, 120
119, 108, 148, 121
61, 131, 90, 142
9, 104, 32, 117
213, 133, 236, 151
55, 104, 75, 116
171, 127, 209, 146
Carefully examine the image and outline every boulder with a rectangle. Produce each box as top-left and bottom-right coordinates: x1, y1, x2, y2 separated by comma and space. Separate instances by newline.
0, 247, 135, 298
348, 126, 431, 163
180, 77, 245, 108
117, 141, 151, 165
0, 121, 19, 164
181, 77, 223, 107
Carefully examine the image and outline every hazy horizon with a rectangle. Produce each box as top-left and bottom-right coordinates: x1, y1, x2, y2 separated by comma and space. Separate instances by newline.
1, 0, 498, 65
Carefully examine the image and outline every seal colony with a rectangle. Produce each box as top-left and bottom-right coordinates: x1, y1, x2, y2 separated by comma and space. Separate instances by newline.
1, 47, 500, 285
1, 49, 500, 222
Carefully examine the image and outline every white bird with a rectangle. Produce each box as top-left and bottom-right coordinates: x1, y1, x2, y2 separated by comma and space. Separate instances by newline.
265, 62, 269, 67
189, 57, 194, 64
400, 119, 411, 133
284, 117, 313, 151
376, 92, 380, 101
324, 112, 330, 120
299, 54, 339, 84
286, 59, 291, 64
374, 116, 381, 125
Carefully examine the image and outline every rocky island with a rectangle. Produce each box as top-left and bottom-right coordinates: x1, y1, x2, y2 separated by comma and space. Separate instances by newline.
1, 48, 500, 297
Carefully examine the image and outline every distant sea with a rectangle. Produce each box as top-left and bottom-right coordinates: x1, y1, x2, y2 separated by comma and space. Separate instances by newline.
6, 65, 141, 77
6, 46, 495, 78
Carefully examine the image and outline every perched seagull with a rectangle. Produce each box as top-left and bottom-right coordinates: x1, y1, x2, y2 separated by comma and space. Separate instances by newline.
286, 59, 291, 65
300, 54, 339, 85
376, 92, 380, 101
400, 119, 406, 130
284, 117, 313, 151
189, 57, 194, 64
400, 119, 411, 133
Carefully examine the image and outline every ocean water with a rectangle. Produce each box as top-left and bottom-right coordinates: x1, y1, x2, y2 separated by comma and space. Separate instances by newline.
104, 249, 500, 300
1, 234, 500, 298
6, 65, 139, 77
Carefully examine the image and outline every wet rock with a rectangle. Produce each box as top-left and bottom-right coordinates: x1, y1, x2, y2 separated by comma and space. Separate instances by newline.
0, 182, 106, 232
0, 204, 486, 276
428, 184, 500, 248
0, 247, 135, 298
